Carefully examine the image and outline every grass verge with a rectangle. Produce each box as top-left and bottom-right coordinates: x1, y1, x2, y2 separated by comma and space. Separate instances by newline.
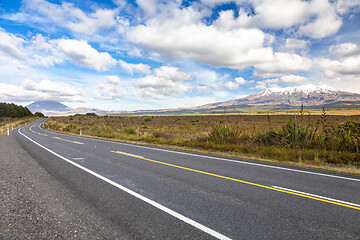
43, 112, 360, 175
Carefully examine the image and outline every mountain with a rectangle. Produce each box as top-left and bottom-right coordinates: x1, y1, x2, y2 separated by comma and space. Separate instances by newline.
26, 85, 360, 116
27, 101, 72, 114
198, 84, 360, 111
26, 101, 106, 116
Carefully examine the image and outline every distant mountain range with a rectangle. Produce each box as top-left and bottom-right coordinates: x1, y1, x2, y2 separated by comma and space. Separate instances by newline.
26, 85, 360, 116
26, 101, 107, 116
197, 84, 360, 111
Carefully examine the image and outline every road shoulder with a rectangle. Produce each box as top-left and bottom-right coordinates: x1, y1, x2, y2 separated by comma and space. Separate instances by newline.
0, 134, 129, 239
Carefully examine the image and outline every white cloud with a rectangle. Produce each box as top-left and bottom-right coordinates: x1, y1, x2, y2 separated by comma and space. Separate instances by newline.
319, 56, 360, 78
196, 85, 210, 92
253, 78, 280, 89
319, 43, 360, 80
0, 79, 84, 102
334, 0, 360, 15
280, 75, 308, 84
127, 6, 274, 69
0, 28, 26, 60
118, 60, 151, 75
0, 31, 116, 71
65, 8, 118, 36
56, 39, 116, 71
132, 66, 192, 99
210, 0, 342, 39
30, 35, 117, 71
96, 75, 125, 100
297, 12, 342, 39
242, 0, 311, 29
253, 74, 308, 90
4, 0, 119, 37
194, 69, 219, 84
224, 77, 247, 90
136, 0, 158, 15
329, 43, 360, 58
283, 38, 310, 51
254, 52, 313, 78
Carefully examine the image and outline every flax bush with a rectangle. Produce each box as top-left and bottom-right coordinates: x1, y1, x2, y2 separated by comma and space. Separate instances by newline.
279, 119, 317, 148
209, 124, 240, 141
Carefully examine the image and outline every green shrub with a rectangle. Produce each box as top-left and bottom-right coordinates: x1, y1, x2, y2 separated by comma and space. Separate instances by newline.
64, 123, 77, 132
252, 129, 280, 146
209, 125, 240, 141
325, 121, 360, 153
123, 127, 136, 135
279, 119, 316, 147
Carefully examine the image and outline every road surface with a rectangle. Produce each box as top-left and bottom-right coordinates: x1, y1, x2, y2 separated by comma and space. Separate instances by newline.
11, 119, 360, 239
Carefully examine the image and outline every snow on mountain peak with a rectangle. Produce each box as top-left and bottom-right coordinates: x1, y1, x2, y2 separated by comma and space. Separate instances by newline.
259, 84, 337, 97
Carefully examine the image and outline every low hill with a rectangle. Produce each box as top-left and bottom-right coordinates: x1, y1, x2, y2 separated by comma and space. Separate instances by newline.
0, 102, 33, 118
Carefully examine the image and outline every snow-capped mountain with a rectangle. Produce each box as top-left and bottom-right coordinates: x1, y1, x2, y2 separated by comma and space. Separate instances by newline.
201, 84, 360, 109
257, 84, 336, 97
114, 84, 360, 115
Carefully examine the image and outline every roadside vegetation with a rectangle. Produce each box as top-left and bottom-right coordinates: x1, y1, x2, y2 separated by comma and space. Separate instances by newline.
0, 117, 39, 137
0, 102, 41, 136
43, 108, 360, 174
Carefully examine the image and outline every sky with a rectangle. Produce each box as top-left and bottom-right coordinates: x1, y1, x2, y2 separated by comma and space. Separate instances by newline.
0, 0, 359, 111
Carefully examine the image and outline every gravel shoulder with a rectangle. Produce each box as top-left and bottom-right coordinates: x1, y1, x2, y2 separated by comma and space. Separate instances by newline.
0, 133, 131, 239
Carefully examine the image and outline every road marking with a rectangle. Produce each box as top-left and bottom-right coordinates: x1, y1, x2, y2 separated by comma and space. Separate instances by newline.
18, 126, 231, 240
113, 151, 144, 159
29, 123, 48, 136
38, 121, 360, 182
112, 150, 360, 211
53, 137, 84, 145
29, 124, 36, 133
272, 186, 360, 208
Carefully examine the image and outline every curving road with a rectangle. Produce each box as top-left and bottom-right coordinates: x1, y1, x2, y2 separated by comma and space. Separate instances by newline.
13, 119, 360, 239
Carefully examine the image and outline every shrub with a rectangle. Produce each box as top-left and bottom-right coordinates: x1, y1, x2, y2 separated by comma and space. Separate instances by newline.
34, 112, 45, 117
279, 119, 316, 147
326, 121, 360, 153
209, 125, 240, 141
123, 127, 136, 135
252, 129, 280, 146
64, 123, 77, 132
152, 131, 174, 139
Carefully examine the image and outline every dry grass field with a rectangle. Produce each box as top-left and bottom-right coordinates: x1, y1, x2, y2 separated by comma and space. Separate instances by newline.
0, 117, 38, 136
44, 109, 360, 174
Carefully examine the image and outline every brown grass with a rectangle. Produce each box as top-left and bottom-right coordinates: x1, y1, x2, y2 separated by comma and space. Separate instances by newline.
43, 112, 360, 175
0, 117, 39, 137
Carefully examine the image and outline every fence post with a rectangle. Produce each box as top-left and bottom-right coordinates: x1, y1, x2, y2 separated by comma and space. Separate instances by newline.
7, 127, 9, 136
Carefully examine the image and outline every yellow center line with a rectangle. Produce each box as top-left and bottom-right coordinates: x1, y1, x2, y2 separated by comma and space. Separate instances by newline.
29, 124, 48, 136
29, 124, 36, 133
37, 132, 48, 136
111, 150, 360, 211
53, 137, 84, 145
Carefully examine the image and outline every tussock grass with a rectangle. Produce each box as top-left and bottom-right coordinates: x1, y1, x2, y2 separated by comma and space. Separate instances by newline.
43, 110, 360, 173
0, 117, 38, 136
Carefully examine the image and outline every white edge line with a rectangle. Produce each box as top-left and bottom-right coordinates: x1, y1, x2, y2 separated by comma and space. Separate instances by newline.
39, 120, 360, 183
18, 125, 231, 240
272, 186, 360, 208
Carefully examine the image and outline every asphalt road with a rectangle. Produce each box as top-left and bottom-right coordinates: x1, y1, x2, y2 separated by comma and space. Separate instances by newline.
12, 119, 360, 239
